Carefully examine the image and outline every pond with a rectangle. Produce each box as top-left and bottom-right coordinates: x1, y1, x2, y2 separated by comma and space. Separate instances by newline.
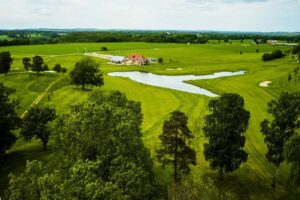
108, 71, 246, 97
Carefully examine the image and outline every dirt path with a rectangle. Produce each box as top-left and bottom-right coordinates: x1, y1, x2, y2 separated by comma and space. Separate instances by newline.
21, 77, 62, 118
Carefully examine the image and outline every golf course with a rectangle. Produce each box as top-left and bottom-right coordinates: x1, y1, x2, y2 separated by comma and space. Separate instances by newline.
0, 41, 299, 199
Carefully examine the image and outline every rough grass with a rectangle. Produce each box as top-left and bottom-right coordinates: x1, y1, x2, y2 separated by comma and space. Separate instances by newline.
0, 42, 299, 199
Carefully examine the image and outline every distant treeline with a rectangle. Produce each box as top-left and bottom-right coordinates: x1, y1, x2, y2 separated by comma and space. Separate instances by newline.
59, 32, 209, 44
0, 30, 59, 46
0, 38, 58, 46
58, 32, 300, 44
1, 30, 300, 46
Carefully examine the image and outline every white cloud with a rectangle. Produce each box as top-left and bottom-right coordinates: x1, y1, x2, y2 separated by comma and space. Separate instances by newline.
0, 0, 299, 31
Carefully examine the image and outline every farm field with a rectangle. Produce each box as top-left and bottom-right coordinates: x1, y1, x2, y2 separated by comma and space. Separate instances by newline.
0, 41, 299, 199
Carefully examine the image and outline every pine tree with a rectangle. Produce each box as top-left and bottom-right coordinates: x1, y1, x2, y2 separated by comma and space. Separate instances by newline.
157, 111, 196, 182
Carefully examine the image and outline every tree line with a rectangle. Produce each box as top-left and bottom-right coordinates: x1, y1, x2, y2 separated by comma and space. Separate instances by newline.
262, 49, 285, 61
0, 51, 67, 75
288, 66, 300, 84
1, 30, 300, 46
1, 56, 300, 199
0, 31, 59, 46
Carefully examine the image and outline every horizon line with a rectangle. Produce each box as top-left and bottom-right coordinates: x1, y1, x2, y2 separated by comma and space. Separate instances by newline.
0, 28, 300, 34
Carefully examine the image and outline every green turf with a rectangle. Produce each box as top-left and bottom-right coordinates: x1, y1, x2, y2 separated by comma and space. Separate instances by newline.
0, 42, 299, 199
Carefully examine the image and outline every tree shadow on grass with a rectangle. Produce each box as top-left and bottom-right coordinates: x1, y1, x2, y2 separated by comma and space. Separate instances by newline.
201, 171, 288, 200
71, 86, 94, 92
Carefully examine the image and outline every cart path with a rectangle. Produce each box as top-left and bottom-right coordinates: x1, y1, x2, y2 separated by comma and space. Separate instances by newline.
21, 77, 62, 118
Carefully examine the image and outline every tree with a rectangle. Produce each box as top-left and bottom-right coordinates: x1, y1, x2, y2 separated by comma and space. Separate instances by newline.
101, 46, 108, 51
42, 64, 49, 71
53, 63, 62, 73
61, 67, 67, 74
158, 57, 164, 64
21, 106, 56, 151
271, 49, 284, 59
284, 134, 300, 185
262, 53, 272, 61
262, 50, 284, 61
292, 45, 300, 54
22, 57, 31, 72
157, 111, 196, 182
0, 51, 13, 75
203, 93, 250, 180
70, 57, 104, 89
0, 82, 21, 163
288, 73, 292, 82
32, 56, 44, 75
261, 92, 300, 188
7, 90, 162, 200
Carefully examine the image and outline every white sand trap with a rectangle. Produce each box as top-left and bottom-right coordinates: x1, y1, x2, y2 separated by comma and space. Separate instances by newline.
166, 68, 182, 71
259, 81, 272, 87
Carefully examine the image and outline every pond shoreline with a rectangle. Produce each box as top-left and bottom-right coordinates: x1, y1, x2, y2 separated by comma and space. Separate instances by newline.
108, 71, 246, 97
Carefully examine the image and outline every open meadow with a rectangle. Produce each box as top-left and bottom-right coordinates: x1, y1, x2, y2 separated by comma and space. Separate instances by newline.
0, 41, 299, 199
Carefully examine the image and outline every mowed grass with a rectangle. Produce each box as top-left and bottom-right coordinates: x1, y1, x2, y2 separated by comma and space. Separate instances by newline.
0, 42, 299, 199
0, 73, 59, 114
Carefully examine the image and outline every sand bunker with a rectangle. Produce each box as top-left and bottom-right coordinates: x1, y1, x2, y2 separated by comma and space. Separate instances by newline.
259, 81, 272, 87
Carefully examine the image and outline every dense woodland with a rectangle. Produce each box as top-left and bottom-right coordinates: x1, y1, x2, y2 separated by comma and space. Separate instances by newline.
1, 30, 300, 46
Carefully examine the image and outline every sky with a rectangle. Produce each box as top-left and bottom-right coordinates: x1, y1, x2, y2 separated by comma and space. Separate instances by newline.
0, 0, 300, 32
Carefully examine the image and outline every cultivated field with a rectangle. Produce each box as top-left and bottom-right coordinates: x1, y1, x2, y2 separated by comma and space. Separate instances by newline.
0, 41, 299, 199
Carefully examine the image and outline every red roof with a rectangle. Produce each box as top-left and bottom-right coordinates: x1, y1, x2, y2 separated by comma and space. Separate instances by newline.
128, 54, 147, 61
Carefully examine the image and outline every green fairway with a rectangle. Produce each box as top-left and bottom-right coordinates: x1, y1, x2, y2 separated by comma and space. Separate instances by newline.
0, 42, 299, 199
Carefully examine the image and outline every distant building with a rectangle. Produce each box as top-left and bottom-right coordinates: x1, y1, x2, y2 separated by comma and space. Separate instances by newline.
148, 58, 157, 63
111, 56, 125, 64
276, 42, 299, 46
267, 40, 278, 45
125, 54, 149, 66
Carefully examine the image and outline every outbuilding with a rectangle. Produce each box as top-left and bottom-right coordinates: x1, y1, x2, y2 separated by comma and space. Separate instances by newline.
111, 56, 125, 64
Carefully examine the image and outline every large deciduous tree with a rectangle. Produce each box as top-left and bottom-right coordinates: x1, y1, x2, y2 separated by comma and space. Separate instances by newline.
157, 111, 196, 182
6, 90, 163, 200
261, 92, 300, 188
203, 93, 250, 180
22, 57, 31, 72
32, 55, 44, 75
0, 82, 21, 163
21, 106, 56, 151
0, 51, 13, 75
284, 134, 300, 185
70, 57, 104, 89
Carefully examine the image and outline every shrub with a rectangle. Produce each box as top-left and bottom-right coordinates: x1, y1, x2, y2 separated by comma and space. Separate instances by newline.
101, 46, 108, 51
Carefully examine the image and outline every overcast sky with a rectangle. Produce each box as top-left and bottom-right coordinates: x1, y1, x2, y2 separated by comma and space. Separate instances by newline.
0, 0, 300, 32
